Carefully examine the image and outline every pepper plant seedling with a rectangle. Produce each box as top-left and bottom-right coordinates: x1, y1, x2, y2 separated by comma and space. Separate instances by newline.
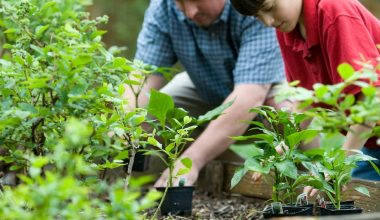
231, 106, 323, 204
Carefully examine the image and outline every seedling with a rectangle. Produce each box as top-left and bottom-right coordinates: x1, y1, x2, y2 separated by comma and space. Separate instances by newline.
305, 147, 377, 210
231, 106, 322, 204
146, 89, 232, 216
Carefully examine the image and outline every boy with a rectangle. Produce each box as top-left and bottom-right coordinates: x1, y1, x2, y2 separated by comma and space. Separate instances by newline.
231, 0, 380, 181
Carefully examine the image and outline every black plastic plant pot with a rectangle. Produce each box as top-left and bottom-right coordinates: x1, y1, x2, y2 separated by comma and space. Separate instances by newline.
320, 201, 362, 216
262, 204, 313, 219
156, 186, 194, 216
123, 151, 150, 172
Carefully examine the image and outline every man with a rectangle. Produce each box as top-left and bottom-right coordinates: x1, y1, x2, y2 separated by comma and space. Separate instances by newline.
127, 0, 285, 187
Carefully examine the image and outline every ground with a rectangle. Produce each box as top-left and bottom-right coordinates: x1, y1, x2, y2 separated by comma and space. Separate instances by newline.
145, 191, 267, 219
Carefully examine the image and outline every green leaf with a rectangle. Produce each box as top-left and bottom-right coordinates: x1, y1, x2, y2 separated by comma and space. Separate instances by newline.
289, 80, 300, 86
40, 1, 57, 12
176, 168, 190, 176
183, 116, 192, 125
232, 134, 274, 144
90, 30, 108, 39
244, 158, 271, 174
180, 157, 192, 169
32, 157, 49, 168
229, 144, 264, 160
337, 63, 355, 80
114, 150, 129, 160
362, 85, 377, 97
165, 143, 175, 153
3, 28, 17, 34
314, 84, 328, 99
147, 89, 174, 126
355, 186, 370, 197
35, 25, 49, 38
147, 137, 162, 149
73, 54, 92, 66
2, 44, 14, 49
287, 130, 319, 149
340, 94, 355, 109
275, 160, 298, 179
230, 166, 247, 189
112, 57, 127, 68
197, 100, 233, 125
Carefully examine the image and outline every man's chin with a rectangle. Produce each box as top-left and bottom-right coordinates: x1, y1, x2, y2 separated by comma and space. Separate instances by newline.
193, 19, 213, 28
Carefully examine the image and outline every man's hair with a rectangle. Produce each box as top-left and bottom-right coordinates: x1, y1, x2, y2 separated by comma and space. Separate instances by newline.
231, 0, 266, 16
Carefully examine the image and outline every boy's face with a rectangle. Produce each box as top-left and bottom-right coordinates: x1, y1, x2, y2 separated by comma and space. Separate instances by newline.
256, 0, 303, 33
175, 0, 226, 27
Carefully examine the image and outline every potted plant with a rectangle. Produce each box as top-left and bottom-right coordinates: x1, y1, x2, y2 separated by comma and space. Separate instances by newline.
305, 146, 377, 215
144, 90, 232, 216
274, 62, 380, 216
231, 106, 323, 218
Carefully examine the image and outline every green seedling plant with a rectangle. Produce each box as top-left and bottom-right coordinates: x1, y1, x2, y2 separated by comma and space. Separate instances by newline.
231, 106, 323, 205
274, 61, 380, 209
145, 89, 232, 217
119, 61, 174, 189
304, 146, 377, 210
275, 62, 380, 143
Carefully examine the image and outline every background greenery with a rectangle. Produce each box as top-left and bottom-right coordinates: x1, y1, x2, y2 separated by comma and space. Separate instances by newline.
90, 0, 149, 58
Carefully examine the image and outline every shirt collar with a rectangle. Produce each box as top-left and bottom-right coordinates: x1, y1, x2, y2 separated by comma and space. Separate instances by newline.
283, 0, 320, 49
172, 0, 230, 26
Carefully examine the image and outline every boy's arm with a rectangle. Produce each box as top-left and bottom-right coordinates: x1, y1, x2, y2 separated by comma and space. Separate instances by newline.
342, 88, 380, 152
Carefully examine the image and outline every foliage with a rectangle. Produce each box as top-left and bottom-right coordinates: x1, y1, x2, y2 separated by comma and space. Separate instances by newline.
275, 62, 380, 138
231, 107, 322, 204
304, 146, 376, 209
145, 90, 233, 188
144, 90, 231, 218
271, 62, 380, 208
0, 0, 163, 218
0, 119, 161, 220
90, 0, 149, 58
231, 61, 380, 207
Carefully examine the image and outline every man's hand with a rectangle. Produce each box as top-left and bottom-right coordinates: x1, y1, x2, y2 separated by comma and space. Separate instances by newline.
154, 159, 200, 187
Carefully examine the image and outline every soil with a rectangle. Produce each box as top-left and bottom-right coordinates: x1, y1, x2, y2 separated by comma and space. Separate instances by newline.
145, 191, 267, 219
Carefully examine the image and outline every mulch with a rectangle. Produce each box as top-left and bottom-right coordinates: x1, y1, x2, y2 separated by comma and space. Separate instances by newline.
145, 191, 267, 219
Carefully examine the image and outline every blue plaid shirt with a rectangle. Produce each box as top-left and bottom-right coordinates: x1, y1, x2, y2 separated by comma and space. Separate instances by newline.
135, 0, 285, 105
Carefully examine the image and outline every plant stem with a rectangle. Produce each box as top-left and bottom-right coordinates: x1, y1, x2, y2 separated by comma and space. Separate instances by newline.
168, 159, 174, 188
152, 183, 169, 219
273, 168, 280, 202
124, 148, 136, 190
335, 180, 341, 210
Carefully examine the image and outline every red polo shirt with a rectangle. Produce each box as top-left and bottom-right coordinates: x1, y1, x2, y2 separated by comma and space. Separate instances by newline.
276, 0, 380, 148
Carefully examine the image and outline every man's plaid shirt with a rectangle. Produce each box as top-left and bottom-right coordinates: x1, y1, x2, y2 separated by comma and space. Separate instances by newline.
135, 0, 285, 105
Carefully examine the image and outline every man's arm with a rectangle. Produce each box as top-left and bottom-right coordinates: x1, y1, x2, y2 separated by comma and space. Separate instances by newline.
154, 83, 271, 186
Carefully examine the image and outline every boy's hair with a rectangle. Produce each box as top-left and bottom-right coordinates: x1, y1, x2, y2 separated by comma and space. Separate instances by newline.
231, 0, 266, 16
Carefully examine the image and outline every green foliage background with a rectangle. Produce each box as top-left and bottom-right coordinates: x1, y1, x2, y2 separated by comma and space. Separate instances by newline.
90, 0, 149, 58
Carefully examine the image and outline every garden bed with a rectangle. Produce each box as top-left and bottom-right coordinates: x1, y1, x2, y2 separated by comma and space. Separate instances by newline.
223, 163, 380, 213
145, 191, 266, 219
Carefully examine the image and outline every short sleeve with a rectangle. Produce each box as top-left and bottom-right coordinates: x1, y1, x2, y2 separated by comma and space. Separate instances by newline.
233, 18, 285, 85
134, 0, 177, 67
